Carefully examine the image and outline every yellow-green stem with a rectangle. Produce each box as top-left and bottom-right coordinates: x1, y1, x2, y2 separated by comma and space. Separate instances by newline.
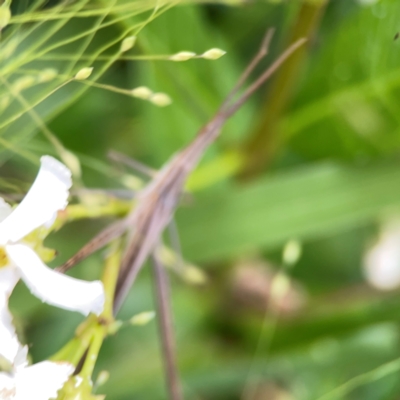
78, 241, 122, 378
50, 317, 97, 365
79, 324, 105, 380
102, 240, 123, 319
52, 200, 132, 232
51, 243, 122, 369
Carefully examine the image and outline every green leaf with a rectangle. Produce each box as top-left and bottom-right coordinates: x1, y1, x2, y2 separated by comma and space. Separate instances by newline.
178, 161, 400, 262
285, 0, 400, 161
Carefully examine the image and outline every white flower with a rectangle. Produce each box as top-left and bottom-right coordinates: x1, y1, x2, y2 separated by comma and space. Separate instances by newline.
363, 221, 400, 290
0, 346, 74, 400
0, 156, 105, 366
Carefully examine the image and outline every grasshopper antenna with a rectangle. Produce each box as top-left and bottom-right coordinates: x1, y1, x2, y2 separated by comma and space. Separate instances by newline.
224, 37, 307, 118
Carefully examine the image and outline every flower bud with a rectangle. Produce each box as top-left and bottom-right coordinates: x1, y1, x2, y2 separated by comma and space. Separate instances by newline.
131, 86, 153, 99
282, 239, 302, 266
182, 265, 207, 285
270, 273, 290, 302
130, 311, 155, 326
120, 36, 136, 52
121, 174, 144, 190
38, 68, 58, 82
108, 320, 123, 335
150, 92, 172, 107
74, 67, 93, 80
169, 51, 196, 61
95, 371, 110, 387
201, 48, 226, 60
13, 76, 36, 92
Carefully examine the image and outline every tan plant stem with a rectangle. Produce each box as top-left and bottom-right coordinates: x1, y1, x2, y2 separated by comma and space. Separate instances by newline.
151, 251, 183, 400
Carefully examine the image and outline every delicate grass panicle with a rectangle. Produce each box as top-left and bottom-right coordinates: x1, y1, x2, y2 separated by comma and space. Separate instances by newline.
0, 0, 220, 163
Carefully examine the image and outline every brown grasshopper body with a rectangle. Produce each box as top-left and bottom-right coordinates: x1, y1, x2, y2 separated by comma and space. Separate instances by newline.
59, 31, 306, 314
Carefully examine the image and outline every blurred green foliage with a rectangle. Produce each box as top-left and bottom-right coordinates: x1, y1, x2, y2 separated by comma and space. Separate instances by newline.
4, 0, 400, 398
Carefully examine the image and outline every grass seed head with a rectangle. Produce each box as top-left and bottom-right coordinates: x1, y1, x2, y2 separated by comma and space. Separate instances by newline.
75, 67, 94, 80
120, 36, 136, 52
201, 48, 226, 60
131, 86, 153, 99
169, 51, 196, 61
150, 92, 172, 107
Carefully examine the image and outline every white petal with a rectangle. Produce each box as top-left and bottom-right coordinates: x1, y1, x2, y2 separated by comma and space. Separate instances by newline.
15, 361, 74, 400
0, 265, 19, 297
6, 244, 105, 316
13, 347, 28, 370
0, 198, 12, 223
0, 372, 15, 399
0, 156, 72, 245
0, 266, 23, 365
